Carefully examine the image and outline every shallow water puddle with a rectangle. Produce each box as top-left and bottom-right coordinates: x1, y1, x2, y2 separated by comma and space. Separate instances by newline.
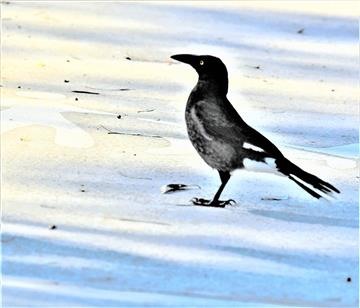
1, 99, 114, 148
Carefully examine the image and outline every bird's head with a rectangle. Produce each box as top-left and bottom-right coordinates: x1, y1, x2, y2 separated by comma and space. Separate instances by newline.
171, 54, 227, 79
171, 54, 228, 94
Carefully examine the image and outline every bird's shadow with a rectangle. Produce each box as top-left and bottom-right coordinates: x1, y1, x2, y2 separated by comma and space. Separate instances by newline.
249, 208, 358, 229
211, 244, 357, 274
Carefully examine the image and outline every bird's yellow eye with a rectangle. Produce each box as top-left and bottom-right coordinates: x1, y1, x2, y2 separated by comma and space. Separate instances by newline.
199, 60, 204, 66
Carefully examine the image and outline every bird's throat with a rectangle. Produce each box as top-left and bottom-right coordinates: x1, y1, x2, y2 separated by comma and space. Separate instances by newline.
197, 76, 228, 96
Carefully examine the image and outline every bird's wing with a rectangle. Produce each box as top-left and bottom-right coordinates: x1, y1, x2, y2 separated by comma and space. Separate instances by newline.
192, 100, 244, 143
194, 100, 283, 158
240, 124, 284, 158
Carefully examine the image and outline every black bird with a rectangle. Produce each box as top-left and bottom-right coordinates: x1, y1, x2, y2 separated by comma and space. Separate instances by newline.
171, 54, 340, 207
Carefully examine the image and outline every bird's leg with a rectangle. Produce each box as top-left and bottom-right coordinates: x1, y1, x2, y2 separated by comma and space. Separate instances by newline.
192, 171, 235, 207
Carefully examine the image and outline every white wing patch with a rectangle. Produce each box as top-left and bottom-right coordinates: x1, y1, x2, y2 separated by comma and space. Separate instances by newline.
243, 157, 283, 176
243, 142, 264, 152
190, 107, 213, 141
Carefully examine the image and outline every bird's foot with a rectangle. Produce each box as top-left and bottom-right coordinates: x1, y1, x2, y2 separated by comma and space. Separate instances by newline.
191, 198, 236, 208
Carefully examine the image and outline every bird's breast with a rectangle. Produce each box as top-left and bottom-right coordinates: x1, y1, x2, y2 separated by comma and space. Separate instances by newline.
185, 106, 240, 171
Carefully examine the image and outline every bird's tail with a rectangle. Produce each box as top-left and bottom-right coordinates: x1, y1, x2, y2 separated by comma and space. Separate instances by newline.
276, 158, 340, 199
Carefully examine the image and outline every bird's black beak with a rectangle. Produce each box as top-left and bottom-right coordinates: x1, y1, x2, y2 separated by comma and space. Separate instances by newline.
171, 54, 197, 66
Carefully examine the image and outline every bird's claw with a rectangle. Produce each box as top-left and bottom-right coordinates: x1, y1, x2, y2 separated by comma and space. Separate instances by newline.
191, 198, 236, 208
224, 199, 236, 206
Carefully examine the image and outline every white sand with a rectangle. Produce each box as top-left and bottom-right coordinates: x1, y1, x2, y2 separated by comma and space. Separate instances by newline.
1, 1, 358, 306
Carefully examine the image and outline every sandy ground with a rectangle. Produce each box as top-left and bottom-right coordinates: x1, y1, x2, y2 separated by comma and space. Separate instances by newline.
1, 1, 359, 307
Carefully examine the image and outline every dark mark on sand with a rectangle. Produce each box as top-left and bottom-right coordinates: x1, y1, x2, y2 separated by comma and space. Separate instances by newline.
85, 86, 131, 92
126, 57, 131, 60
347, 277, 351, 282
261, 197, 285, 201
64, 80, 69, 83
72, 90, 99, 95
137, 109, 155, 113
161, 184, 201, 194
117, 115, 122, 119
49, 225, 57, 230
297, 28, 304, 34
118, 170, 152, 180
40, 204, 56, 209
100, 125, 162, 139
